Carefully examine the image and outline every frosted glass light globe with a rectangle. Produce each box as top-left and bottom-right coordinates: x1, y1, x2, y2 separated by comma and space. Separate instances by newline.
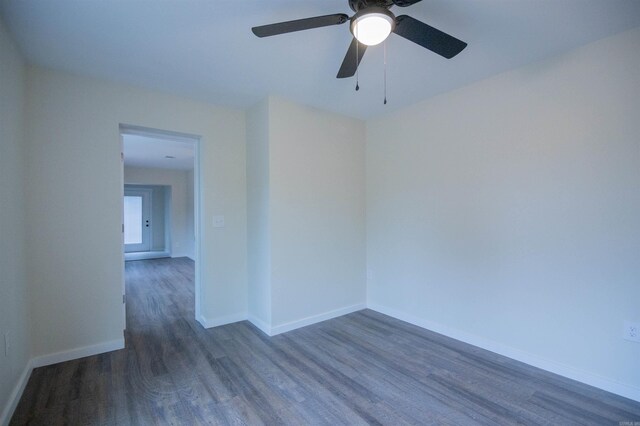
352, 12, 394, 46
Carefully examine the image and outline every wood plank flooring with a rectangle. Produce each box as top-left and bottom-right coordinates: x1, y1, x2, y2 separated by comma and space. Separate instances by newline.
11, 257, 640, 425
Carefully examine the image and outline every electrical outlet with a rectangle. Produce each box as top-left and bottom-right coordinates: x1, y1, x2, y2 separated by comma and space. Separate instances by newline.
623, 321, 640, 343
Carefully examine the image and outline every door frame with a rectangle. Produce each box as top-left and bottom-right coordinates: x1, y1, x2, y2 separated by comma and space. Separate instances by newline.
119, 124, 202, 332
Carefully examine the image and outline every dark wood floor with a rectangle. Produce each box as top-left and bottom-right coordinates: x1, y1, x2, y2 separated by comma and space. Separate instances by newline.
11, 257, 640, 425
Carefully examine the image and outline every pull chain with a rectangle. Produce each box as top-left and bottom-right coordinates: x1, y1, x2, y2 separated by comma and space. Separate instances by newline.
383, 40, 387, 105
355, 31, 360, 91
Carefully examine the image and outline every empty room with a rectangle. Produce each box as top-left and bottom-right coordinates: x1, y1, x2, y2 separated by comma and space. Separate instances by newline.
1, 0, 639, 424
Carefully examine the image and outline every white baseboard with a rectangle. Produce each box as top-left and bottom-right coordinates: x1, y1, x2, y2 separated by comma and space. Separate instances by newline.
247, 314, 272, 336
1, 359, 33, 426
270, 303, 366, 336
125, 251, 170, 261
170, 252, 192, 259
31, 338, 125, 368
1, 337, 124, 426
246, 303, 368, 336
198, 312, 247, 329
367, 302, 640, 403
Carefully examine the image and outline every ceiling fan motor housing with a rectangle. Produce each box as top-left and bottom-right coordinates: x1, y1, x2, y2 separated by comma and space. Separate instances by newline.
348, 0, 392, 12
390, 0, 423, 7
348, 0, 421, 12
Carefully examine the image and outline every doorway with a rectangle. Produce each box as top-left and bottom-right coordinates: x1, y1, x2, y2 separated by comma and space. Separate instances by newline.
119, 124, 201, 331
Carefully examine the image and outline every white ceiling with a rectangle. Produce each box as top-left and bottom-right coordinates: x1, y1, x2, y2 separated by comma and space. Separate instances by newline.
123, 134, 194, 171
1, 0, 639, 119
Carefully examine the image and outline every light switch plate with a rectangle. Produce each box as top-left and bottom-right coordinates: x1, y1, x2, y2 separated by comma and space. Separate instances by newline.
213, 215, 225, 228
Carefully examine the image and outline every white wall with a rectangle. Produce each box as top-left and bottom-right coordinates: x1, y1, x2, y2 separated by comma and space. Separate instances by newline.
246, 99, 272, 328
24, 67, 247, 357
366, 27, 640, 397
0, 17, 31, 425
269, 97, 366, 330
124, 167, 194, 257
186, 170, 195, 260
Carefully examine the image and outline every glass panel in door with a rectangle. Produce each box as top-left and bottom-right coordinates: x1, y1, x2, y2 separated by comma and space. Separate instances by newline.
124, 189, 151, 252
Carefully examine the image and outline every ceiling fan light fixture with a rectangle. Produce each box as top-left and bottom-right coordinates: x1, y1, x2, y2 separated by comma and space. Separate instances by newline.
351, 8, 395, 46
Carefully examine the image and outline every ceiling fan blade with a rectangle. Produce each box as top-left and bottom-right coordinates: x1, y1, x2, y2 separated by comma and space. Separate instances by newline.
393, 15, 467, 59
392, 0, 423, 6
336, 38, 367, 78
252, 13, 348, 38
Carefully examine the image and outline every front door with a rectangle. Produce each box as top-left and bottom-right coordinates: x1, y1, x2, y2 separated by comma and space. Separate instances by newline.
124, 189, 151, 252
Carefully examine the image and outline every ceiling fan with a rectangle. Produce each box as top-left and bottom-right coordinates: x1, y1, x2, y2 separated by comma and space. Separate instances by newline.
252, 0, 467, 79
